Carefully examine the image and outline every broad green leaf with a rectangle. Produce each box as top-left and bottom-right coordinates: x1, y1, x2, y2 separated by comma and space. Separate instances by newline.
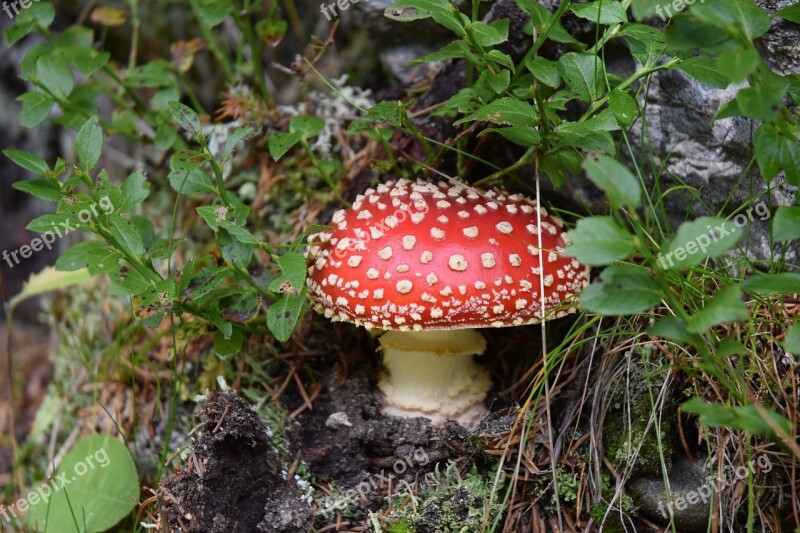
267, 289, 307, 343
754, 122, 800, 185
214, 327, 243, 359
222, 124, 256, 161
772, 206, 800, 241
685, 286, 749, 333
387, 0, 466, 37
681, 398, 791, 436
570, 0, 627, 24
735, 79, 788, 120
774, 2, 800, 23
648, 316, 703, 346
170, 150, 209, 172
677, 55, 730, 89
786, 322, 800, 353
659, 217, 743, 270
362, 100, 406, 127
168, 101, 201, 136
76, 116, 104, 173
579, 265, 662, 315
607, 90, 638, 127
690, 0, 771, 41
35, 55, 74, 98
56, 241, 110, 271
289, 115, 326, 139
18, 91, 55, 128
4, 149, 49, 175
481, 126, 541, 146
553, 122, 615, 154
619, 23, 665, 65
27, 213, 75, 234
276, 252, 308, 293
716, 47, 760, 83
582, 154, 641, 209
558, 52, 602, 102
109, 215, 145, 256
269, 131, 301, 160
455, 97, 537, 127
12, 179, 62, 201
168, 169, 215, 195
26, 434, 139, 533
194, 0, 231, 26
565, 216, 636, 266
119, 171, 150, 212
716, 337, 747, 358
485, 70, 511, 93
526, 56, 560, 88
470, 19, 509, 47
5, 20, 37, 47
741, 273, 800, 295
666, 15, 732, 52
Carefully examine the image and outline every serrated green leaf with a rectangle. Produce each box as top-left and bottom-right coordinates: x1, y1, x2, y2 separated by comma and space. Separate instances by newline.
565, 216, 636, 266
170, 150, 209, 172
579, 265, 662, 315
12, 179, 62, 201
5, 20, 37, 47
267, 289, 307, 343
582, 154, 641, 209
35, 55, 74, 98
677, 55, 730, 89
481, 125, 541, 146
18, 91, 54, 128
455, 97, 537, 127
277, 252, 308, 293
685, 286, 749, 333
716, 47, 760, 84
772, 206, 800, 242
470, 19, 509, 47
659, 217, 743, 270
4, 149, 49, 175
109, 215, 145, 256
169, 169, 215, 195
558, 52, 602, 102
553, 122, 615, 154
56, 241, 109, 271
570, 0, 627, 24
526, 56, 560, 88
735, 79, 788, 120
741, 273, 800, 295
168, 101, 201, 135
607, 90, 638, 127
754, 122, 800, 184
27, 213, 74, 234
269, 131, 301, 160
119, 170, 150, 212
76, 116, 104, 173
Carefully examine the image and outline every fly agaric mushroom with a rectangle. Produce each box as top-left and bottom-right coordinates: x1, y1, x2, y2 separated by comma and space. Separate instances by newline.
306, 179, 589, 427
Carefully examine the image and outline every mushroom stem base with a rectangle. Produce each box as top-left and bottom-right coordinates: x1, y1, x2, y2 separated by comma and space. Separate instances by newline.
376, 329, 491, 428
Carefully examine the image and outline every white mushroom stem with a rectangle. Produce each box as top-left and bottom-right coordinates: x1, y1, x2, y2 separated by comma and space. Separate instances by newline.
377, 329, 491, 428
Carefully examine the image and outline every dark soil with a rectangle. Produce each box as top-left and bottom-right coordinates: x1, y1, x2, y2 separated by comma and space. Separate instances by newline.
158, 390, 313, 532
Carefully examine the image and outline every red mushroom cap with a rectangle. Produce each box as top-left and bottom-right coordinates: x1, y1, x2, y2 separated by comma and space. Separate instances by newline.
306, 179, 589, 331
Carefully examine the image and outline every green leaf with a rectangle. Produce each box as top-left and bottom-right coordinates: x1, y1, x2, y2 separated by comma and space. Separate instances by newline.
194, 0, 232, 26
666, 15, 731, 52
362, 101, 406, 127
27, 213, 74, 234
26, 434, 139, 533
785, 322, 800, 353
86, 247, 121, 276
35, 55, 74, 98
772, 206, 800, 241
214, 327, 243, 359
774, 2, 800, 23
716, 47, 760, 83
690, 0, 771, 40
582, 154, 641, 209
289, 115, 326, 139
168, 101, 201, 136
526, 56, 560, 88
168, 169, 215, 195
607, 90, 638, 127
470, 19, 509, 47
735, 79, 788, 120
553, 122, 615, 154
12, 179, 62, 201
170, 150, 209, 172
119, 171, 150, 212
716, 337, 747, 358
741, 273, 800, 295
481, 126, 541, 146
648, 316, 703, 346
485, 70, 511, 93
387, 0, 466, 37
56, 241, 109, 271
681, 398, 792, 436
619, 23, 665, 65
565, 216, 636, 266
685, 286, 749, 333
558, 52, 602, 102
570, 0, 627, 24
5, 20, 37, 47
659, 217, 743, 270
222, 124, 257, 161
267, 289, 307, 343
76, 116, 104, 173
677, 56, 730, 89
455, 97, 537, 127
277, 252, 308, 293
109, 215, 145, 256
754, 122, 800, 185
579, 265, 662, 315
18, 91, 55, 128
4, 149, 49, 175
269, 131, 302, 160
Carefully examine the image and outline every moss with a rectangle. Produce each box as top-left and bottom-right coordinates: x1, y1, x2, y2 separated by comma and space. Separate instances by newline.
602, 347, 674, 478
